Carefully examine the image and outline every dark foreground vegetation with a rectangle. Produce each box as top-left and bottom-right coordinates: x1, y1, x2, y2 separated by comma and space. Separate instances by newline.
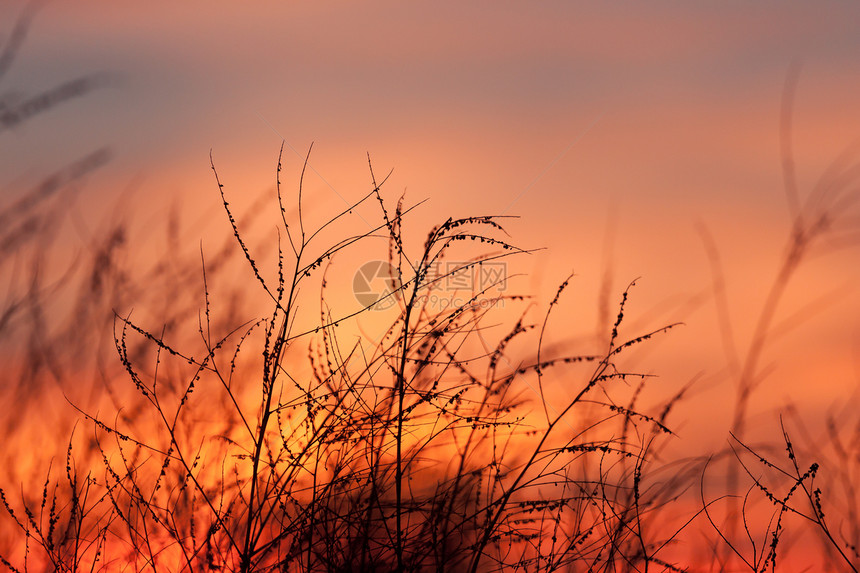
1, 140, 859, 572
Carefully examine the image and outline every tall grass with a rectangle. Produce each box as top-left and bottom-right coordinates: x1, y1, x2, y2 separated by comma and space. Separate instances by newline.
695, 66, 860, 572
2, 137, 859, 570
2, 143, 859, 570
0, 145, 693, 571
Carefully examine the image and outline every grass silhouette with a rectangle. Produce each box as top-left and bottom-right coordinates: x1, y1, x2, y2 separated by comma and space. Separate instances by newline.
1, 141, 859, 571
1, 144, 692, 571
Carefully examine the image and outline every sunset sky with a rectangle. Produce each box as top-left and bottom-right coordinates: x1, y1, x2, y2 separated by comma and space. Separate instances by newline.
2, 3, 860, 563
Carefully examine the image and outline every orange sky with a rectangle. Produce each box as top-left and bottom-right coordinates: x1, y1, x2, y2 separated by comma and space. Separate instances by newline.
2, 1, 860, 568
2, 0, 858, 467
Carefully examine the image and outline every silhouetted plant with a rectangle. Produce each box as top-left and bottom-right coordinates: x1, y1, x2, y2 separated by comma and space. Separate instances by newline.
697, 65, 860, 571
0, 142, 688, 572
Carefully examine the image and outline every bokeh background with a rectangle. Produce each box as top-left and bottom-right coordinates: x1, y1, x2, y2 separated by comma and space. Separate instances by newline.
2, 1, 860, 568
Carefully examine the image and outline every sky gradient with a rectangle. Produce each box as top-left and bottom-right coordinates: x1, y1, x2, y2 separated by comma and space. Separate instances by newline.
4, 0, 860, 452
2, 2, 860, 568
